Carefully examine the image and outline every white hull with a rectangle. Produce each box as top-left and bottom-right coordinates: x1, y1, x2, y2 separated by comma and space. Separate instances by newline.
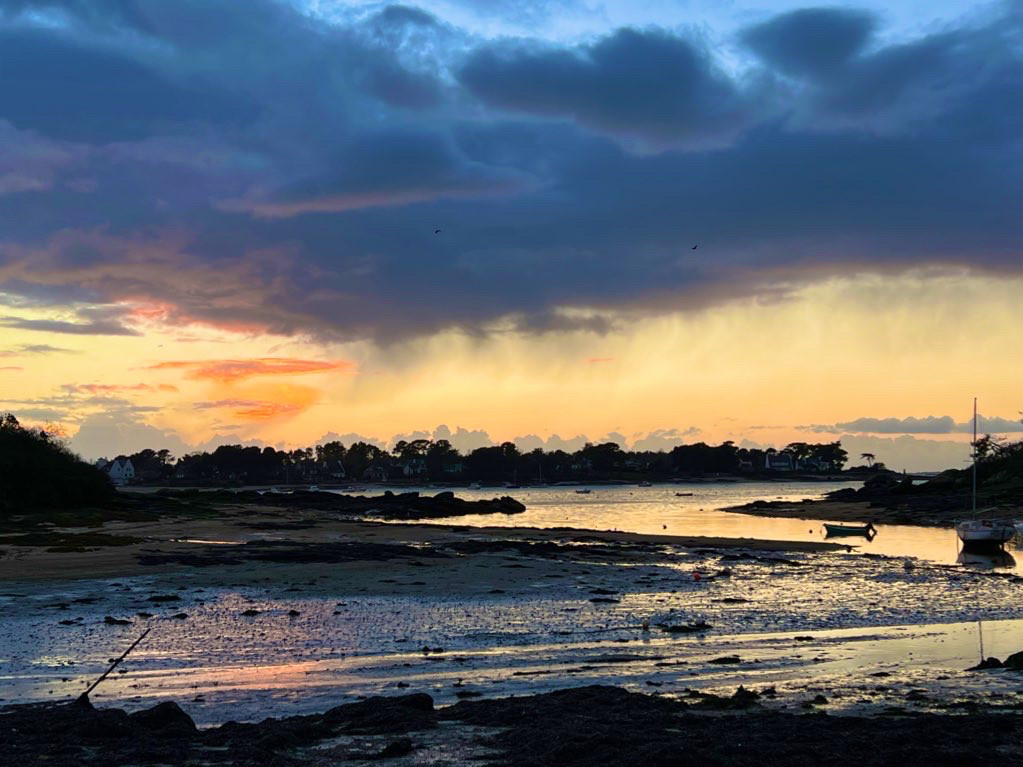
957, 519, 1016, 546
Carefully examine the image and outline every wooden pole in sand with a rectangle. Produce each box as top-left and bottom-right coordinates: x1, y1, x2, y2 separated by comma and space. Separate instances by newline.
77, 628, 151, 704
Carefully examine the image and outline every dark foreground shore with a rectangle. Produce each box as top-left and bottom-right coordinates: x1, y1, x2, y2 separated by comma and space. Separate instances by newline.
4, 685, 1022, 767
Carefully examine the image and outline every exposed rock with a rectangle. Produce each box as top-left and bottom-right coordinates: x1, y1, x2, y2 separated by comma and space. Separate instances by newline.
1004, 651, 1023, 669
129, 702, 196, 735
161, 489, 526, 521
6, 686, 1023, 767
967, 657, 1004, 670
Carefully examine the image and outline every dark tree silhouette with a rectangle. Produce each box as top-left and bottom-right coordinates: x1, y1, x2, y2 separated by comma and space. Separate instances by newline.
0, 413, 112, 514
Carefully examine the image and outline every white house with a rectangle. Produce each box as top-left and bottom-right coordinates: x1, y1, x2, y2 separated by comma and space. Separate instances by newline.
102, 457, 136, 485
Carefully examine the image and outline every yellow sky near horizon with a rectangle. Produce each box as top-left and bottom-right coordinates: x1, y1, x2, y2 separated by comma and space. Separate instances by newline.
1, 270, 1020, 465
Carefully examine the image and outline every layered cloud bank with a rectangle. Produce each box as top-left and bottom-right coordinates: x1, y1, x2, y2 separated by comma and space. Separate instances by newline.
0, 1, 1020, 471
0, 0, 1019, 340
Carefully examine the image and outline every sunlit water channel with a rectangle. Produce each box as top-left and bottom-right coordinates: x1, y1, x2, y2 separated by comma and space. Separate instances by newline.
337, 481, 1021, 572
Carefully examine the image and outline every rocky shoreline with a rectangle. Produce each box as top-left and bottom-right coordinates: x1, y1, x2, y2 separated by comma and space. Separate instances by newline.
155, 488, 528, 520
4, 685, 1022, 766
727, 472, 1023, 528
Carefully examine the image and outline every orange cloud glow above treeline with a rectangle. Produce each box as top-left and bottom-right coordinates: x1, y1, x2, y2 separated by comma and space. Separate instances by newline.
1, 272, 1022, 471
149, 357, 355, 383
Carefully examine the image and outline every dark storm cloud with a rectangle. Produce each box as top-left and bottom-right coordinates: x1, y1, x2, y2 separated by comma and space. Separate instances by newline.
224, 129, 530, 218
0, 27, 258, 142
0, 1, 1020, 342
458, 27, 761, 148
741, 8, 877, 78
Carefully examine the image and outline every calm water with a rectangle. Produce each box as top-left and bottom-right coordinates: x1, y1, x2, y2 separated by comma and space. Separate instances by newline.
341, 481, 1021, 572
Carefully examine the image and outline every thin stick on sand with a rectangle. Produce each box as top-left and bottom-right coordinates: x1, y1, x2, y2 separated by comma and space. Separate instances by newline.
77, 628, 152, 704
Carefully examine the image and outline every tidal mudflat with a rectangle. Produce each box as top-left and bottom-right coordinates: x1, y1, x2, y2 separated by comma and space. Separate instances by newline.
3, 487, 1023, 764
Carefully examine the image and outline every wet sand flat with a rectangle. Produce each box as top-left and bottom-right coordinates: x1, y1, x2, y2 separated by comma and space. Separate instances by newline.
0, 502, 845, 583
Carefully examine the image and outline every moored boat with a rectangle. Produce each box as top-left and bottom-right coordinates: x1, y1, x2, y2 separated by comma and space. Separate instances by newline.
957, 518, 1016, 549
823, 522, 876, 537
575, 488, 592, 494
956, 399, 1014, 551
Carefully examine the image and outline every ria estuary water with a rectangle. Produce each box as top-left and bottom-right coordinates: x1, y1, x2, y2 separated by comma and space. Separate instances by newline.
2, 481, 1021, 725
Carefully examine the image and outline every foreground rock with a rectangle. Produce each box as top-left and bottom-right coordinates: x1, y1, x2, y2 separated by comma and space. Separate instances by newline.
4, 686, 1023, 766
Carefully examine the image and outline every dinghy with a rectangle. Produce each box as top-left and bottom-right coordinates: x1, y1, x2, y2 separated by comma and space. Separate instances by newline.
823, 522, 876, 538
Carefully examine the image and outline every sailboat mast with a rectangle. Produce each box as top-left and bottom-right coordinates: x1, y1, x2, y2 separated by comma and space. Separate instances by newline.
972, 397, 977, 515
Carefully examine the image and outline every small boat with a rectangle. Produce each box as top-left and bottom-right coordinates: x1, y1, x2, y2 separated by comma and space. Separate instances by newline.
957, 399, 1015, 550
823, 522, 876, 538
575, 488, 592, 494
468, 482, 481, 490
307, 485, 319, 492
675, 492, 693, 497
637, 481, 652, 487
957, 518, 1016, 549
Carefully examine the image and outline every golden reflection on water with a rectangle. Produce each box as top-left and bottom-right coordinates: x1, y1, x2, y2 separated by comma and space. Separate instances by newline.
369, 482, 1021, 572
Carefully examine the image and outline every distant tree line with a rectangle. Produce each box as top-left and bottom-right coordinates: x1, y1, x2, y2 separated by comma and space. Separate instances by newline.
0, 413, 112, 513
112, 437, 857, 486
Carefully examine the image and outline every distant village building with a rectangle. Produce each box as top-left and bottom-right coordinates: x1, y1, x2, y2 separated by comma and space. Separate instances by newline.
764, 453, 794, 471
798, 456, 830, 472
362, 463, 388, 482
319, 460, 346, 480
401, 458, 428, 478
100, 456, 136, 485
737, 459, 754, 472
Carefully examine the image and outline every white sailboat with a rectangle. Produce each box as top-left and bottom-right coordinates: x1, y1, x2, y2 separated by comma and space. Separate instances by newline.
956, 398, 1016, 549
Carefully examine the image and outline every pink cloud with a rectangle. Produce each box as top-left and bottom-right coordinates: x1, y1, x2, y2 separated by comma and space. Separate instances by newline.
151, 357, 355, 382
194, 398, 305, 420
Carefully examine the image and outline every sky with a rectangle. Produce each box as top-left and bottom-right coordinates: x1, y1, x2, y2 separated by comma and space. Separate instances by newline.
0, 0, 1020, 470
